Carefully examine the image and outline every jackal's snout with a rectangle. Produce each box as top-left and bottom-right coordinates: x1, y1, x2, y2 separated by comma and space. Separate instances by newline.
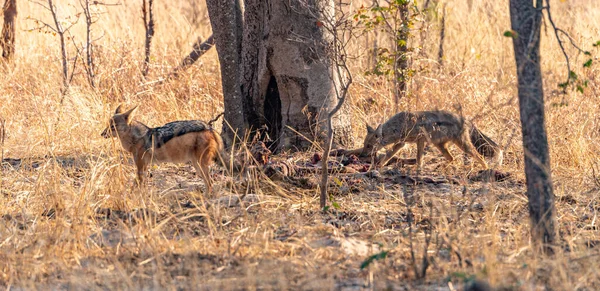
100, 120, 116, 138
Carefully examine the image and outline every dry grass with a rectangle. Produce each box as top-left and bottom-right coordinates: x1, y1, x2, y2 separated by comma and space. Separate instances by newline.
0, 0, 599, 290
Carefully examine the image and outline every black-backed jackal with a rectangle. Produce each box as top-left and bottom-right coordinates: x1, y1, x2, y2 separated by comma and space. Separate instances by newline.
346, 110, 503, 169
101, 105, 223, 192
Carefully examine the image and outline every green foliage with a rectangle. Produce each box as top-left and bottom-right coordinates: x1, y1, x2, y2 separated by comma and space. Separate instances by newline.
556, 41, 599, 94
353, 1, 428, 87
360, 250, 389, 269
503, 30, 518, 38
328, 178, 342, 210
447, 272, 476, 283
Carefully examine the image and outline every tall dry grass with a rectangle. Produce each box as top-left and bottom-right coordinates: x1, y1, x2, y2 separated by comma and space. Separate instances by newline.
0, 0, 598, 289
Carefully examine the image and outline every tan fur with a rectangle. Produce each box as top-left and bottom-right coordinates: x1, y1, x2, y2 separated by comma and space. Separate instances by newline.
101, 105, 223, 192
346, 111, 503, 169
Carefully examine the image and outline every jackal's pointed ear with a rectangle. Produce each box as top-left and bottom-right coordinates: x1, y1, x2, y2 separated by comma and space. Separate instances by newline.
121, 105, 138, 123
375, 124, 382, 137
366, 124, 375, 133
115, 104, 125, 114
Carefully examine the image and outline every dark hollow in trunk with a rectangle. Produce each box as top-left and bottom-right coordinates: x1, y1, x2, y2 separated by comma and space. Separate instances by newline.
263, 76, 282, 152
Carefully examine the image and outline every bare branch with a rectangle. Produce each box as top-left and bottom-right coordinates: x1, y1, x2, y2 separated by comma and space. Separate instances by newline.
544, 1, 571, 90
555, 28, 587, 54
313, 0, 355, 209
92, 1, 121, 6
25, 22, 58, 33
170, 34, 215, 77
46, 0, 70, 89
29, 0, 51, 11
544, 0, 591, 93
80, 0, 96, 87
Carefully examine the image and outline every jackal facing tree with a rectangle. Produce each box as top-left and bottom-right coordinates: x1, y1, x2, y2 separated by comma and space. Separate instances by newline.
346, 110, 503, 169
101, 105, 223, 192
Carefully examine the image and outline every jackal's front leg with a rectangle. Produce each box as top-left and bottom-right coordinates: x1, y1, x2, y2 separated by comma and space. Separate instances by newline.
377, 142, 405, 167
134, 157, 149, 186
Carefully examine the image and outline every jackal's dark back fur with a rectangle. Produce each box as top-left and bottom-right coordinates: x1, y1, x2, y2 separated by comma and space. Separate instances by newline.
151, 120, 211, 148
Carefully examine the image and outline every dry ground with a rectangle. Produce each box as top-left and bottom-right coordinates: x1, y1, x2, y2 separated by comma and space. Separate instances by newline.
0, 0, 599, 290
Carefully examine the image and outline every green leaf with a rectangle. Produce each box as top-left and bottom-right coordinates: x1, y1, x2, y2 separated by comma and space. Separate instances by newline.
569, 70, 578, 81
333, 177, 343, 187
593, 40, 600, 47
332, 201, 341, 209
503, 30, 518, 38
583, 59, 593, 68
576, 85, 584, 93
449, 272, 474, 281
360, 251, 389, 269
584, 51, 592, 56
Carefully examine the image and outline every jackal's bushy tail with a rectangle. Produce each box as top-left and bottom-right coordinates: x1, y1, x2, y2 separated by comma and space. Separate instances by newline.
469, 126, 504, 166
210, 130, 244, 173
208, 129, 224, 162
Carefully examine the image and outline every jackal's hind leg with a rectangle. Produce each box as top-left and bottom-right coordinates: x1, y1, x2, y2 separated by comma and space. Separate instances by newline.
192, 160, 213, 194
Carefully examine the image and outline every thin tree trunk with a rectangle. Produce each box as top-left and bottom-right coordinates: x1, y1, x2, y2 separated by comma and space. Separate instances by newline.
206, 0, 244, 148
48, 0, 68, 89
142, 0, 154, 77
82, 0, 95, 87
437, 3, 446, 68
1, 0, 17, 60
509, 0, 556, 253
394, 1, 410, 109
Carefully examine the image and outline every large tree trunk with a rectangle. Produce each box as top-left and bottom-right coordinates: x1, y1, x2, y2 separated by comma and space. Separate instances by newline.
208, 0, 353, 150
206, 0, 245, 148
1, 0, 17, 60
509, 0, 556, 252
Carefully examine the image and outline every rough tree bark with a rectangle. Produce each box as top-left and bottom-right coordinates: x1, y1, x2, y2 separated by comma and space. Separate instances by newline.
205, 0, 244, 147
437, 3, 446, 67
48, 0, 69, 89
509, 0, 556, 252
142, 0, 155, 77
206, 0, 353, 151
81, 0, 95, 87
394, 1, 409, 108
1, 0, 17, 60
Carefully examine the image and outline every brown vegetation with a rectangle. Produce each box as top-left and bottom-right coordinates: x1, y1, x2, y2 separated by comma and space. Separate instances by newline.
0, 0, 599, 289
